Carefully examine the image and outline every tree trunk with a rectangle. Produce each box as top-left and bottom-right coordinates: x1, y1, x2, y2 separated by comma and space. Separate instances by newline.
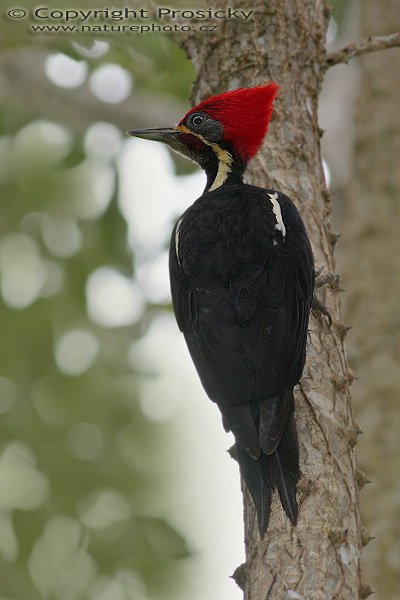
173, 1, 363, 597
339, 0, 400, 598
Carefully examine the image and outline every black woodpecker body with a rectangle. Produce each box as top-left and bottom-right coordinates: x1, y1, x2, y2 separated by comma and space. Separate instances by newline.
129, 83, 315, 535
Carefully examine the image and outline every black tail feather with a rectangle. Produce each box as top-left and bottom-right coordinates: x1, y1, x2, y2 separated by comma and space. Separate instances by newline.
235, 413, 299, 535
271, 414, 299, 526
235, 444, 273, 534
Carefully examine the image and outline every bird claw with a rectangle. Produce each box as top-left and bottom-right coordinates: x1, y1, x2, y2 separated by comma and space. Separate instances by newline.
312, 296, 332, 327
315, 269, 341, 290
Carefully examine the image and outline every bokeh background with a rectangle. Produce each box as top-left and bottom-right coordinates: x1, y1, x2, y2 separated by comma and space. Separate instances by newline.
0, 0, 399, 598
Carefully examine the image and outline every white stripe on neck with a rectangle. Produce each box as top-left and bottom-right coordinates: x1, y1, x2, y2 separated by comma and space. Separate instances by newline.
209, 146, 233, 191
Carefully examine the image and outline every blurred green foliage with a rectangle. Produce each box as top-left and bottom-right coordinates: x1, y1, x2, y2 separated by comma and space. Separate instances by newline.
327, 0, 351, 32
0, 7, 195, 599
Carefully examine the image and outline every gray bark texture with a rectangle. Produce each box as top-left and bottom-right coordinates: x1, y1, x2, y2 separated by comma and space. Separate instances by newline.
339, 0, 400, 598
173, 1, 365, 598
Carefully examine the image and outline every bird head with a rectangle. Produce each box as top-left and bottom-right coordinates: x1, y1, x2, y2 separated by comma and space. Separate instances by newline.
129, 82, 279, 169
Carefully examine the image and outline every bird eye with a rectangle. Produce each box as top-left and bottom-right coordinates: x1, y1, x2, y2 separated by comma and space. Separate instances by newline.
190, 114, 204, 127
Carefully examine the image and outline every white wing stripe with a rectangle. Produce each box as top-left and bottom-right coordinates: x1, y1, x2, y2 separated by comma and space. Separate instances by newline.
267, 192, 286, 238
175, 218, 183, 267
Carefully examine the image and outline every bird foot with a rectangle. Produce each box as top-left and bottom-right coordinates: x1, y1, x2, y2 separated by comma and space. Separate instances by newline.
312, 296, 332, 326
315, 269, 341, 290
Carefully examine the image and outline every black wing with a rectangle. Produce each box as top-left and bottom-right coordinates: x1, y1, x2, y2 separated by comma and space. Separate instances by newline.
169, 186, 314, 457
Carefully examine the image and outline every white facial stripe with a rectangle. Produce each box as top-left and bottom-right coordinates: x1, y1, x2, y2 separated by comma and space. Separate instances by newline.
209, 147, 233, 191
267, 192, 286, 239
175, 217, 183, 267
176, 125, 232, 191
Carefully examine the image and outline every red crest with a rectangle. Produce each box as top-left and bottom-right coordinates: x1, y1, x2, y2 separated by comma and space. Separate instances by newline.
181, 82, 279, 160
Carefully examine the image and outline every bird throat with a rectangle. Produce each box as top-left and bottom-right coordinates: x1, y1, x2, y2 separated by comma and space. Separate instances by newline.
176, 125, 234, 192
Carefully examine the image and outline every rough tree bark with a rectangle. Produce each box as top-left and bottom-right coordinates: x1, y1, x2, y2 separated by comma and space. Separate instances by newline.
339, 1, 400, 598
166, 1, 400, 597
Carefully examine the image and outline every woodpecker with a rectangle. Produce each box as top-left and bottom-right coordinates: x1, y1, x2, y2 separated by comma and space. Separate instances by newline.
129, 83, 314, 535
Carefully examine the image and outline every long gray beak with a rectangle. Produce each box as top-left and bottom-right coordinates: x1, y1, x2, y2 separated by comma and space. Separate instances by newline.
127, 127, 179, 143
